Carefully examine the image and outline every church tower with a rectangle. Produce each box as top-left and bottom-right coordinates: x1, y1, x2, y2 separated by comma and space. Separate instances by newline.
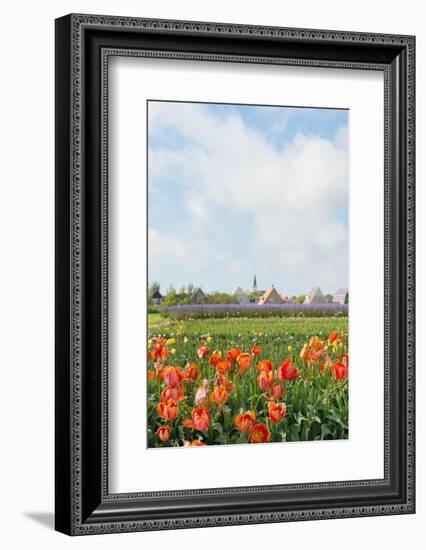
253, 274, 257, 291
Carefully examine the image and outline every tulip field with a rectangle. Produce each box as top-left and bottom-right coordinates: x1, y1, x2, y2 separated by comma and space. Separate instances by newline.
147, 316, 348, 448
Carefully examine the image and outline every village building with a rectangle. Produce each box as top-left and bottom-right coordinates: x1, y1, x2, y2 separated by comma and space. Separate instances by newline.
234, 286, 250, 305
151, 290, 164, 305
258, 286, 282, 305
190, 287, 206, 304
333, 288, 349, 304
304, 287, 325, 304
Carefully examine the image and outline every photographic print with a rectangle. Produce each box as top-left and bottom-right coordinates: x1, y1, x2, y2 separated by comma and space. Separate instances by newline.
147, 100, 349, 448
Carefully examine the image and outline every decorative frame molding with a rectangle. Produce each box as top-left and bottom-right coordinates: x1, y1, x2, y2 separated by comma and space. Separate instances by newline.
55, 14, 415, 535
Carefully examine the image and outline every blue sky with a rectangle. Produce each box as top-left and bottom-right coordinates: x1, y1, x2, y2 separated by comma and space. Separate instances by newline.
148, 101, 348, 296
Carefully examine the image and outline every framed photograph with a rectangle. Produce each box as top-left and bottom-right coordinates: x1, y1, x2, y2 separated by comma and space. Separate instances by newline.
55, 14, 415, 535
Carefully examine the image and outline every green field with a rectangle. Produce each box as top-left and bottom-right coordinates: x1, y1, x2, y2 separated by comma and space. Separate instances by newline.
148, 314, 347, 340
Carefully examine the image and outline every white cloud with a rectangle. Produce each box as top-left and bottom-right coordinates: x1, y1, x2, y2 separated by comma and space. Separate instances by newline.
148, 102, 348, 295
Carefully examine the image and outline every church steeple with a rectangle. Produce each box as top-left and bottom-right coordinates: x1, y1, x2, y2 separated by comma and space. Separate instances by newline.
253, 274, 257, 291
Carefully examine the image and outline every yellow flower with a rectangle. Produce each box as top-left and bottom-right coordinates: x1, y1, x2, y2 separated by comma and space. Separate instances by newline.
170, 348, 176, 355
207, 336, 212, 343
166, 338, 176, 346
287, 345, 293, 352
183, 336, 188, 344
259, 332, 264, 337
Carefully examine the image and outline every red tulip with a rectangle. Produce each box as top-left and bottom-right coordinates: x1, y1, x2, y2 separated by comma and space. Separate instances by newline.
226, 348, 241, 363
250, 423, 270, 443
156, 426, 172, 442
334, 361, 348, 381
163, 366, 183, 388
237, 352, 251, 373
157, 399, 179, 420
257, 369, 272, 391
268, 401, 286, 424
278, 358, 300, 381
251, 344, 262, 357
182, 406, 210, 432
270, 382, 285, 400
210, 385, 229, 406
234, 411, 256, 433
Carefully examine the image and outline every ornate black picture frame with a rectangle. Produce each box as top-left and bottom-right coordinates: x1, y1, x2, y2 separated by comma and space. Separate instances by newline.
55, 14, 415, 535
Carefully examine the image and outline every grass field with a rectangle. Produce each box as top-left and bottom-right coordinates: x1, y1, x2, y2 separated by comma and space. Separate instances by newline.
147, 314, 349, 448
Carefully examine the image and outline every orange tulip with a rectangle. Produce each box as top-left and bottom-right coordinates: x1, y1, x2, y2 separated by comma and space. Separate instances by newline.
257, 369, 272, 391
234, 411, 256, 433
226, 348, 241, 363
156, 426, 172, 442
268, 401, 287, 424
309, 335, 324, 352
163, 366, 183, 388
149, 337, 169, 361
257, 359, 274, 373
209, 353, 221, 366
216, 360, 231, 375
184, 440, 206, 447
278, 358, 300, 381
270, 382, 285, 400
214, 373, 235, 392
197, 345, 210, 359
147, 370, 155, 381
183, 362, 199, 382
334, 361, 348, 381
237, 352, 251, 373
157, 399, 179, 420
161, 385, 186, 402
328, 331, 337, 345
328, 331, 343, 346
300, 344, 310, 361
250, 423, 270, 443
251, 344, 262, 357
211, 385, 229, 406
182, 406, 210, 432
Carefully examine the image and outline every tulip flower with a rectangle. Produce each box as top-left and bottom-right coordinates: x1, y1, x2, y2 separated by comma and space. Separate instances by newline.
183, 362, 199, 382
226, 348, 241, 363
163, 366, 183, 388
237, 352, 251, 373
251, 344, 262, 357
250, 423, 270, 443
184, 440, 206, 447
148, 336, 168, 361
209, 352, 222, 366
268, 401, 287, 424
216, 360, 231, 375
234, 411, 256, 433
257, 369, 272, 391
182, 406, 210, 432
309, 335, 324, 351
161, 385, 186, 402
257, 359, 274, 373
214, 373, 235, 392
210, 385, 229, 406
157, 399, 179, 420
270, 382, 285, 400
156, 426, 172, 442
197, 345, 210, 359
278, 358, 300, 381
334, 361, 348, 381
